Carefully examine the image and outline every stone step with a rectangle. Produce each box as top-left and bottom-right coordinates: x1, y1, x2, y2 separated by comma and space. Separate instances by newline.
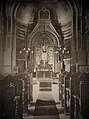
33, 115, 60, 119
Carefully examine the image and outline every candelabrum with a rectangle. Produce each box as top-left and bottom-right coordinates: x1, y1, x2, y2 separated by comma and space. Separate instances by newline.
56, 47, 68, 71
20, 47, 32, 72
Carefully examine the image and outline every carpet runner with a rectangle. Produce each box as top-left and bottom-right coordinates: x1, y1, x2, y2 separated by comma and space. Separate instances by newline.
33, 92, 60, 119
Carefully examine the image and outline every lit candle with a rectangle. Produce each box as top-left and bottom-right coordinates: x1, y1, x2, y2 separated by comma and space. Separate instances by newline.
20, 51, 22, 54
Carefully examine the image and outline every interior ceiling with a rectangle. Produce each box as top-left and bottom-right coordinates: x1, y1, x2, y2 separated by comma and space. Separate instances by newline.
16, 3, 34, 25
16, 1, 72, 25
16, 0, 72, 48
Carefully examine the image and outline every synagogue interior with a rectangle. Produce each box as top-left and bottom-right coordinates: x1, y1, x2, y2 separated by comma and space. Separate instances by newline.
0, 0, 89, 119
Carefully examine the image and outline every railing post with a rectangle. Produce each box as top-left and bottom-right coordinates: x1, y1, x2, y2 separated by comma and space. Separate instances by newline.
22, 78, 28, 115
70, 77, 74, 119
61, 75, 65, 107
59, 74, 62, 100
64, 76, 70, 114
73, 96, 80, 119
80, 81, 83, 114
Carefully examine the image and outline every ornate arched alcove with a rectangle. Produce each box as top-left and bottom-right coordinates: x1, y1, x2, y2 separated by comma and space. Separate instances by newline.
27, 7, 60, 73
10, 0, 78, 73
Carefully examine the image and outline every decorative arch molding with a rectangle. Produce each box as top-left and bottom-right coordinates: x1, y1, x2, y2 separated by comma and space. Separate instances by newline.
63, 0, 79, 71
28, 30, 60, 48
10, 2, 21, 73
65, 0, 78, 51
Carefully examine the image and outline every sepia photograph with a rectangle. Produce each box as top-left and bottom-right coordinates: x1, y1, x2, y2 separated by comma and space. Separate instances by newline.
0, 0, 89, 119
